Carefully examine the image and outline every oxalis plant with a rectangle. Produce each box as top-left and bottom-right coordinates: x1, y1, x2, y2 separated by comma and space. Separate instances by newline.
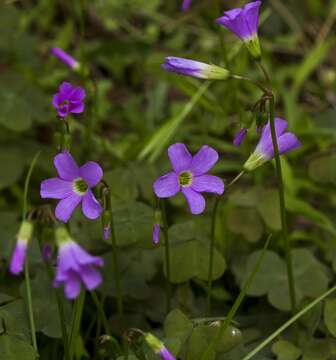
4, 1, 336, 360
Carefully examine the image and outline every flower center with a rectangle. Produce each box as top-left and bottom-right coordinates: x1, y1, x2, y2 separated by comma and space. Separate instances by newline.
72, 178, 88, 195
178, 171, 192, 187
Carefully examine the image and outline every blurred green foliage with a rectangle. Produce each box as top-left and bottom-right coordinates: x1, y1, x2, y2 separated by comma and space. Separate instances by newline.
0, 0, 336, 359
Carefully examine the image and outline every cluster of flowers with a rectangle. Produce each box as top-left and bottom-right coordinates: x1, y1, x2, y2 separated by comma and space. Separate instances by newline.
8, 2, 301, 359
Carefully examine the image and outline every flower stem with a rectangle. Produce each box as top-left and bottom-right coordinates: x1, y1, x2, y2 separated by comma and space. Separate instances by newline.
160, 199, 171, 313
206, 170, 245, 315
201, 235, 272, 360
268, 94, 297, 315
69, 290, 86, 360
107, 192, 124, 328
22, 152, 40, 357
24, 259, 38, 356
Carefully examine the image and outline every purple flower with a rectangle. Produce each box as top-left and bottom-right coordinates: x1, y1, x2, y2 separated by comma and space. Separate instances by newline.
216, 1, 262, 59
40, 151, 103, 223
182, 0, 192, 11
153, 143, 224, 215
52, 82, 86, 119
103, 224, 111, 241
54, 227, 104, 299
162, 57, 229, 80
51, 47, 80, 70
152, 224, 160, 245
233, 128, 248, 147
9, 221, 33, 275
244, 118, 301, 171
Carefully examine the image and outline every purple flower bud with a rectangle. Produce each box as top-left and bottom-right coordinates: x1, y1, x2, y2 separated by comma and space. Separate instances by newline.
52, 82, 86, 119
233, 128, 248, 147
159, 346, 176, 360
182, 0, 192, 11
51, 47, 80, 70
152, 224, 160, 245
103, 224, 111, 241
244, 118, 301, 171
216, 1, 262, 59
9, 221, 33, 275
162, 57, 229, 80
42, 244, 53, 262
54, 227, 104, 300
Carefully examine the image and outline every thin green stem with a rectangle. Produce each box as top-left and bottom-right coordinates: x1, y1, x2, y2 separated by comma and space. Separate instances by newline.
242, 284, 336, 360
206, 170, 245, 315
24, 259, 38, 355
90, 291, 111, 336
69, 291, 86, 360
22, 152, 41, 357
107, 192, 124, 327
201, 235, 272, 360
268, 94, 297, 315
161, 199, 171, 313
230, 74, 269, 94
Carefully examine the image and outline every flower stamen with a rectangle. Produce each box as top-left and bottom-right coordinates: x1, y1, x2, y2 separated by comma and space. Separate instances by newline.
178, 171, 192, 187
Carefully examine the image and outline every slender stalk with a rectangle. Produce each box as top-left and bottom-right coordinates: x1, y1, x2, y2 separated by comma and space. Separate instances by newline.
206, 171, 245, 315
268, 94, 297, 315
90, 291, 111, 336
230, 74, 269, 94
201, 235, 272, 360
161, 199, 171, 313
107, 192, 124, 327
241, 284, 336, 360
24, 260, 38, 355
22, 152, 40, 357
69, 290, 86, 360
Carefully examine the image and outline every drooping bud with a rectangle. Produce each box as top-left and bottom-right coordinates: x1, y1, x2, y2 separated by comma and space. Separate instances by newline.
162, 57, 230, 80
233, 128, 248, 147
9, 220, 34, 275
102, 210, 111, 241
152, 209, 162, 245
51, 47, 80, 71
144, 333, 176, 360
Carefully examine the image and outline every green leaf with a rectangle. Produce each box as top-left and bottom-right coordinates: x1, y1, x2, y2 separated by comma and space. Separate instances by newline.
167, 240, 226, 283
324, 299, 336, 337
0, 148, 25, 190
0, 336, 36, 360
272, 340, 302, 360
164, 309, 192, 341
256, 189, 281, 230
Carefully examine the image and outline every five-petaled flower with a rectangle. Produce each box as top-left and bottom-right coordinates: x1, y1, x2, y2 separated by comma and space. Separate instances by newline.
54, 227, 104, 299
51, 47, 80, 70
9, 221, 33, 275
244, 118, 301, 171
162, 57, 229, 80
40, 151, 103, 223
153, 143, 224, 215
216, 1, 262, 59
52, 82, 86, 119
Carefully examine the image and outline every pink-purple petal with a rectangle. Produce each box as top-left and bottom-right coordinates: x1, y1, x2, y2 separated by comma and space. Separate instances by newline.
153, 172, 180, 198
168, 143, 192, 173
181, 187, 206, 215
9, 241, 27, 275
55, 193, 82, 223
80, 266, 103, 290
277, 133, 301, 155
64, 271, 82, 299
70, 241, 104, 267
69, 101, 85, 114
191, 175, 224, 195
79, 161, 103, 187
70, 87, 86, 101
40, 178, 73, 199
82, 190, 103, 220
54, 151, 79, 181
190, 145, 219, 175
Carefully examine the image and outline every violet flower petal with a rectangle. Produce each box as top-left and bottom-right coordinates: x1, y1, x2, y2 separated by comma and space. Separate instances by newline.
181, 187, 206, 214
153, 172, 180, 198
79, 161, 103, 187
190, 145, 219, 175
182, 0, 192, 11
55, 193, 82, 223
168, 143, 192, 173
64, 270, 81, 299
159, 347, 176, 360
81, 190, 103, 220
80, 266, 103, 290
9, 241, 27, 275
51, 47, 79, 69
233, 128, 248, 147
70, 87, 86, 101
70, 241, 104, 267
191, 175, 224, 195
40, 178, 73, 199
152, 224, 160, 245
54, 152, 80, 181
69, 101, 85, 114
